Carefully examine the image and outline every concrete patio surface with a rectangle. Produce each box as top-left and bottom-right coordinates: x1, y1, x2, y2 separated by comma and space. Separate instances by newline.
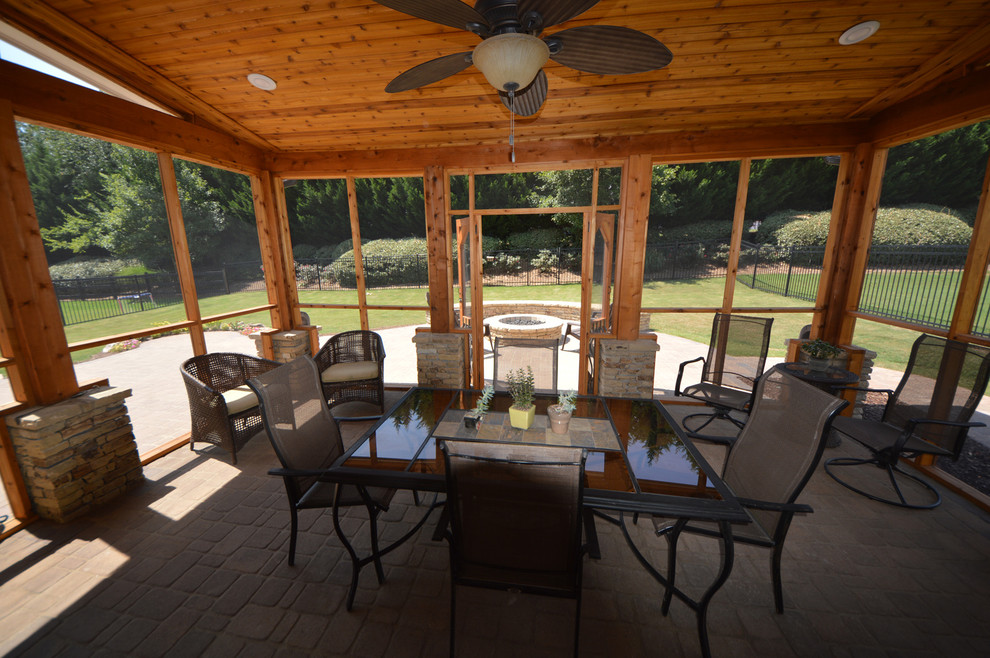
1, 403, 989, 657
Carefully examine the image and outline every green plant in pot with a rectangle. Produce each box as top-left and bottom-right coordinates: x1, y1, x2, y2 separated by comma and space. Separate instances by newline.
548, 390, 577, 434
801, 338, 844, 371
506, 366, 536, 429
464, 385, 494, 429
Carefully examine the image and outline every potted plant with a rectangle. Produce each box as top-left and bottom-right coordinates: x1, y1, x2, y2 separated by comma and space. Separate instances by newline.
506, 366, 536, 429
463, 385, 494, 429
547, 390, 577, 434
800, 338, 844, 371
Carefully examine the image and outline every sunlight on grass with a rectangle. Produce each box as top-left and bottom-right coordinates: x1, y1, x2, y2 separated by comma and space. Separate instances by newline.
59, 282, 920, 372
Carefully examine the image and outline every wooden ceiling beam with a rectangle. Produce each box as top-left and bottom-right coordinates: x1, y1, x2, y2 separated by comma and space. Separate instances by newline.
267, 122, 866, 177
0, 0, 273, 150
869, 65, 990, 147
0, 61, 266, 173
848, 19, 990, 118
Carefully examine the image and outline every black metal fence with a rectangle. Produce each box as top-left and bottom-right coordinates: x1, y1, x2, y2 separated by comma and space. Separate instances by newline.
735, 241, 826, 302
55, 246, 990, 338
54, 261, 265, 326
857, 245, 969, 332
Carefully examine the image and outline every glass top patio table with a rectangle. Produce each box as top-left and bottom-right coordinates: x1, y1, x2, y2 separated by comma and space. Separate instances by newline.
331, 388, 749, 523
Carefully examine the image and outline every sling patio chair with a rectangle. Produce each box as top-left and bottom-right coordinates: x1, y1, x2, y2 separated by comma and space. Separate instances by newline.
492, 336, 560, 394
441, 440, 587, 657
313, 329, 386, 415
181, 352, 280, 464
825, 334, 990, 509
248, 356, 436, 610
652, 368, 847, 618
675, 313, 774, 445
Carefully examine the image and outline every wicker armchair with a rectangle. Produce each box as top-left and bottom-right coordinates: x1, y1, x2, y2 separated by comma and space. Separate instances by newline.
313, 330, 386, 412
181, 352, 280, 464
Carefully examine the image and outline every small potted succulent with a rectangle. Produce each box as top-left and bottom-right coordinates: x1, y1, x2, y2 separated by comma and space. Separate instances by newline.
506, 366, 536, 429
800, 338, 844, 371
547, 390, 577, 434
464, 385, 494, 429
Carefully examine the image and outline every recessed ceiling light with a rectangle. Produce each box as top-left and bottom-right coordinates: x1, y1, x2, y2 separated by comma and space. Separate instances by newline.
247, 73, 277, 90
839, 21, 880, 46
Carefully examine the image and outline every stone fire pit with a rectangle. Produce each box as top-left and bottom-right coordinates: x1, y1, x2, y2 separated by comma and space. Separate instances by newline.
487, 313, 564, 341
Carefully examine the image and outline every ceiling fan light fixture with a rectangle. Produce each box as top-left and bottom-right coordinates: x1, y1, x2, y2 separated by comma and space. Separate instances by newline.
247, 73, 277, 90
472, 32, 549, 92
839, 21, 880, 45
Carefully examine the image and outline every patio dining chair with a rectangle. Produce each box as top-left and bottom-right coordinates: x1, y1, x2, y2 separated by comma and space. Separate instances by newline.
313, 329, 386, 414
675, 313, 774, 445
180, 352, 280, 464
441, 440, 587, 657
248, 356, 409, 611
492, 336, 560, 394
825, 334, 990, 509
656, 368, 847, 615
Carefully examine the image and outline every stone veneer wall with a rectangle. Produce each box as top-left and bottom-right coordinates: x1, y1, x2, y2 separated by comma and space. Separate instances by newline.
252, 329, 313, 362
597, 338, 660, 399
413, 332, 467, 389
5, 386, 143, 522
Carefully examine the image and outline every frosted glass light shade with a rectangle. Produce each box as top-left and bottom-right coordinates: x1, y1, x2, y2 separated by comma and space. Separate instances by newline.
472, 33, 549, 92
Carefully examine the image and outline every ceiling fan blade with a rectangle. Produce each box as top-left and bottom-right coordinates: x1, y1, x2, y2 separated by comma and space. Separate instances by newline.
372, 0, 487, 32
499, 70, 548, 116
549, 25, 673, 74
518, 0, 600, 30
385, 52, 474, 92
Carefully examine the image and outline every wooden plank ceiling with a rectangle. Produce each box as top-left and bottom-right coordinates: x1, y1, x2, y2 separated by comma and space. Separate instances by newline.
2, 0, 990, 153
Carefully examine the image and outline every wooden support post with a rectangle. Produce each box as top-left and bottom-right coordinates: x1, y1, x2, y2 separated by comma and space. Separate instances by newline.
0, 100, 78, 404
158, 152, 206, 355
424, 165, 452, 333
251, 171, 294, 330
721, 158, 751, 313
346, 176, 369, 331
819, 143, 888, 346
613, 155, 652, 340
948, 151, 990, 339
469, 177, 485, 389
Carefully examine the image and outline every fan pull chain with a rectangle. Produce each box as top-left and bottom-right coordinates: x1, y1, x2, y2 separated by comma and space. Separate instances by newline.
509, 90, 515, 163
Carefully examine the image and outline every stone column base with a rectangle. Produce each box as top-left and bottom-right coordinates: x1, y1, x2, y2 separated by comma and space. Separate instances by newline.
413, 332, 467, 389
4, 386, 143, 522
253, 327, 320, 362
598, 338, 660, 399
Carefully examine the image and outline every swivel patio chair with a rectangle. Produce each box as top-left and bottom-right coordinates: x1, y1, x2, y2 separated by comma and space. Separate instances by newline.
825, 334, 990, 509
248, 356, 430, 610
181, 352, 280, 464
441, 440, 587, 657
675, 313, 774, 445
492, 336, 560, 394
313, 329, 386, 414
656, 368, 847, 616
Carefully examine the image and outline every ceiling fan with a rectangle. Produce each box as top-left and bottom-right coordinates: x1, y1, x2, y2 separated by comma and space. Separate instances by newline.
375, 0, 673, 116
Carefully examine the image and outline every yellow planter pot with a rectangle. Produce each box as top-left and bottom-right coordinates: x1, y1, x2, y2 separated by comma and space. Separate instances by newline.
508, 404, 535, 429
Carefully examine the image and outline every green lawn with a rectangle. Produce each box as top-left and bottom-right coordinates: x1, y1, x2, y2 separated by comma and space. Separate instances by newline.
61, 281, 924, 372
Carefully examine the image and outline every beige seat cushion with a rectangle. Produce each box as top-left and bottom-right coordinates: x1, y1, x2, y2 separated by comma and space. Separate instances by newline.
222, 385, 259, 415
321, 361, 380, 383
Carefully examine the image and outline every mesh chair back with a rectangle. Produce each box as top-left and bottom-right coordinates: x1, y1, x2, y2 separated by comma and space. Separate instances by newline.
248, 357, 345, 498
326, 330, 385, 364
884, 335, 990, 456
702, 313, 773, 391
493, 337, 560, 394
442, 441, 586, 589
722, 368, 846, 539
